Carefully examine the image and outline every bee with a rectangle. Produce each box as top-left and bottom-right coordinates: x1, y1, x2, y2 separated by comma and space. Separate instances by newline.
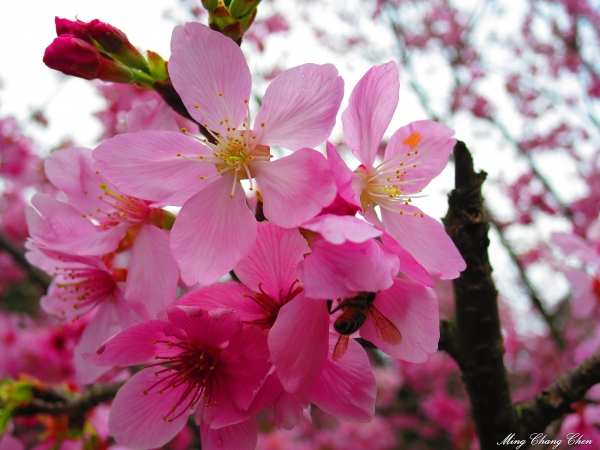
329, 292, 402, 361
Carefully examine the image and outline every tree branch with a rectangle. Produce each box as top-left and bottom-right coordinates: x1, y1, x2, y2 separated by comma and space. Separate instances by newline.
443, 141, 518, 449
516, 351, 600, 439
0, 231, 51, 291
13, 382, 124, 428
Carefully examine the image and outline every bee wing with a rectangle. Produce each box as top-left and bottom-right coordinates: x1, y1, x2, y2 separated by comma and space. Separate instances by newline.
332, 334, 349, 361
370, 306, 402, 345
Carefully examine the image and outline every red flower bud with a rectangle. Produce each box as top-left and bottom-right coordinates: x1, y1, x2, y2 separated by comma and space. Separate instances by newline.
43, 35, 135, 83
55, 17, 93, 42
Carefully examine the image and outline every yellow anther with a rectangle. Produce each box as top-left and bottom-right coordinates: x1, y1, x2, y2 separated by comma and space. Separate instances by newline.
180, 128, 187, 133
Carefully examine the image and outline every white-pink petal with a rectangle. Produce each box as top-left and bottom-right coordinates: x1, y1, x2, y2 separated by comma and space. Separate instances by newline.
301, 214, 382, 245
253, 148, 336, 228
342, 61, 399, 168
171, 174, 257, 286
170, 22, 251, 134
93, 130, 216, 205
383, 120, 456, 193
255, 63, 344, 150
380, 205, 465, 280
127, 100, 180, 132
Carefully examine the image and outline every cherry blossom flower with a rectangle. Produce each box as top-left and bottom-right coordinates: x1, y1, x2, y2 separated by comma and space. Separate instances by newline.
332, 62, 465, 279
87, 307, 270, 450
93, 22, 343, 285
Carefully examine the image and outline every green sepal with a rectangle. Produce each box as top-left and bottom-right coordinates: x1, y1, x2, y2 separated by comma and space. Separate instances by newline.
147, 51, 168, 81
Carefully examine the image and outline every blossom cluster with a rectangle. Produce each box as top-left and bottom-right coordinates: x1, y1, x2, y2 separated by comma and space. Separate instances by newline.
22, 21, 466, 449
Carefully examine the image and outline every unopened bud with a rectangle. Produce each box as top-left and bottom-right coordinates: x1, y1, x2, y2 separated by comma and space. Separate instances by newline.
43, 35, 135, 83
228, 0, 261, 20
147, 51, 168, 81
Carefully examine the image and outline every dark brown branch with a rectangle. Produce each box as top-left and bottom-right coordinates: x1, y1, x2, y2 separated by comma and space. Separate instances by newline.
443, 141, 518, 449
438, 320, 460, 362
13, 382, 124, 428
0, 231, 51, 290
487, 214, 564, 349
516, 351, 600, 440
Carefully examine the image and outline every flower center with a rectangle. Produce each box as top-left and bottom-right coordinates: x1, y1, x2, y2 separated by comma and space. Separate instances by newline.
244, 280, 303, 329
144, 339, 222, 422
181, 93, 273, 197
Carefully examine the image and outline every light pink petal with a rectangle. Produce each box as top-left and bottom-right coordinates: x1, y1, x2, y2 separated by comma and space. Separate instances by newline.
93, 131, 216, 205
219, 326, 270, 410
380, 231, 435, 287
305, 333, 376, 422
173, 282, 263, 324
268, 293, 329, 394
273, 389, 309, 430
361, 278, 439, 362
302, 214, 381, 245
170, 23, 251, 134
325, 141, 363, 210
575, 328, 600, 362
86, 320, 179, 366
127, 100, 179, 132
234, 222, 309, 299
383, 120, 456, 193
74, 301, 122, 385
171, 175, 257, 285
125, 224, 179, 320
551, 232, 599, 263
564, 268, 596, 318
298, 238, 399, 300
253, 149, 336, 228
27, 194, 123, 255
200, 418, 258, 450
167, 307, 242, 349
342, 62, 399, 168
109, 369, 191, 449
380, 205, 465, 280
254, 64, 343, 150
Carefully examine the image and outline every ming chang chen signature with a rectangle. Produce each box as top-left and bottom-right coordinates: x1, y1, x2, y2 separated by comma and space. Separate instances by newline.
498, 433, 593, 449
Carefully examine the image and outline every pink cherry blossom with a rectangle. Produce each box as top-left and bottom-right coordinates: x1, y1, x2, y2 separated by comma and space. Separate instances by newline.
87, 307, 270, 450
93, 22, 343, 285
338, 62, 465, 279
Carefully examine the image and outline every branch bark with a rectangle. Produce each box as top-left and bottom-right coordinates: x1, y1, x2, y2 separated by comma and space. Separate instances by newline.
443, 141, 518, 449
516, 351, 600, 440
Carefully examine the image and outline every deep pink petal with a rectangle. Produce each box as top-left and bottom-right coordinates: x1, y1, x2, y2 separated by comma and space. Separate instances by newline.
171, 175, 257, 285
325, 141, 363, 210
125, 224, 179, 320
298, 238, 399, 299
74, 301, 122, 385
218, 326, 270, 410
166, 307, 242, 349
200, 417, 258, 450
127, 100, 179, 132
86, 320, 179, 366
255, 64, 343, 150
383, 120, 456, 193
342, 62, 399, 168
361, 278, 439, 362
268, 293, 329, 394
170, 23, 251, 134
253, 149, 336, 228
301, 214, 382, 245
564, 268, 595, 318
380, 231, 435, 287
27, 193, 122, 255
380, 204, 465, 280
234, 222, 309, 299
109, 369, 191, 449
93, 131, 216, 205
305, 333, 376, 422
173, 282, 263, 324
273, 390, 309, 430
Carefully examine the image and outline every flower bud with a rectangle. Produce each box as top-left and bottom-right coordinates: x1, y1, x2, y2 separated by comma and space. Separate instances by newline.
54, 17, 148, 72
43, 35, 135, 83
